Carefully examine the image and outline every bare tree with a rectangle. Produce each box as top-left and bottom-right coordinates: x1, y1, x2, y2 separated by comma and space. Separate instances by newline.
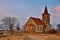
2, 17, 20, 31
15, 23, 20, 30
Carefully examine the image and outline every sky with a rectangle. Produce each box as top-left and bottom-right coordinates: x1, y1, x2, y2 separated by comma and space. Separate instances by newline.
0, 0, 60, 28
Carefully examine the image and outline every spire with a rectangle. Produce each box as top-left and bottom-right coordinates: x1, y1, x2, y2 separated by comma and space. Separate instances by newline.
44, 5, 48, 14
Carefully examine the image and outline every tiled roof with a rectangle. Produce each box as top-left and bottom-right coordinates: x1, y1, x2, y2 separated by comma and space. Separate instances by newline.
30, 17, 45, 25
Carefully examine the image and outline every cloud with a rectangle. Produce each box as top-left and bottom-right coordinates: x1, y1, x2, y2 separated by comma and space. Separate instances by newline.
55, 6, 60, 12
51, 11, 60, 24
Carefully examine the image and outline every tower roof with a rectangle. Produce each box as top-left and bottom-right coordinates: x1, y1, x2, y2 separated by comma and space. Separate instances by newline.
44, 6, 48, 14
42, 6, 50, 15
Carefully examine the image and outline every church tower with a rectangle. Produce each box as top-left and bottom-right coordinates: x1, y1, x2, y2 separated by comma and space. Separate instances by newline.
42, 6, 50, 33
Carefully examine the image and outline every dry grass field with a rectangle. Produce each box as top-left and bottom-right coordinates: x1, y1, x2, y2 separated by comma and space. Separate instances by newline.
0, 33, 60, 40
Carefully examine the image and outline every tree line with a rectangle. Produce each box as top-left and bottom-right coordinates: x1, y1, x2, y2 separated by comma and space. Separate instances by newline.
0, 16, 60, 34
50, 24, 60, 34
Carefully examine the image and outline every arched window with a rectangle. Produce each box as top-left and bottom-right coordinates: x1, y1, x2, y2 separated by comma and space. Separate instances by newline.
38, 26, 39, 30
26, 30, 28, 33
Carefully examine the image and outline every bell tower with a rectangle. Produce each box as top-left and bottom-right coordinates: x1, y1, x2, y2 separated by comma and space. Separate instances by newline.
42, 6, 50, 32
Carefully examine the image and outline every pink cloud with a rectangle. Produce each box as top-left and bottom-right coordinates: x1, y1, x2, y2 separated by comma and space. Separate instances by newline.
55, 6, 60, 12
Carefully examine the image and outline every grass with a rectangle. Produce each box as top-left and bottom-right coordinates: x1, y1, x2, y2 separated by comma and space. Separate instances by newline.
0, 32, 60, 40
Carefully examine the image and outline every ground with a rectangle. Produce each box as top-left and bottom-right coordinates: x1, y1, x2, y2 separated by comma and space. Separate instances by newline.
0, 33, 60, 40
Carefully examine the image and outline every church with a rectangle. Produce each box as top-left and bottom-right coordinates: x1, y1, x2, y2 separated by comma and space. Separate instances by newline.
24, 6, 50, 33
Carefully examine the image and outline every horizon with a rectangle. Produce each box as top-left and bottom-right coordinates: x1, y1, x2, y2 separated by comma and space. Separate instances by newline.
0, 0, 60, 29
